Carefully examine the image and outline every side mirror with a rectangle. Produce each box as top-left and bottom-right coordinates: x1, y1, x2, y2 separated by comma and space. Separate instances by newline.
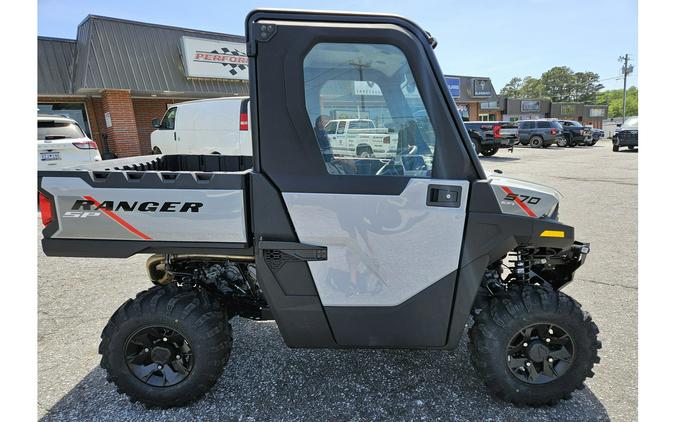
152, 118, 161, 128
616, 123, 622, 128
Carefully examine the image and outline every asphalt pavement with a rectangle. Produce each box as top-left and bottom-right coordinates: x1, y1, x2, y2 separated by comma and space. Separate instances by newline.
38, 139, 637, 421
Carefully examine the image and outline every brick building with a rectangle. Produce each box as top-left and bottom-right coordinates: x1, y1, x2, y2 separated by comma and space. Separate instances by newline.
38, 16, 248, 157
501, 98, 608, 129
443, 75, 502, 121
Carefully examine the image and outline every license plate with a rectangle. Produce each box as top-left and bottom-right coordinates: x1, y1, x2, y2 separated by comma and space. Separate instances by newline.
40, 152, 61, 161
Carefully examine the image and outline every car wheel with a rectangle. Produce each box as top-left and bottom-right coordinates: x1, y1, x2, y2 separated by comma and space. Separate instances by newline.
556, 137, 568, 147
481, 146, 499, 157
612, 144, 620, 152
529, 136, 544, 148
469, 285, 601, 407
520, 139, 530, 146
357, 146, 374, 158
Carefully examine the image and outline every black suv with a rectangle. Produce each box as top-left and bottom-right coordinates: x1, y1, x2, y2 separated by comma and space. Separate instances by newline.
612, 116, 638, 152
464, 121, 518, 156
558, 120, 592, 147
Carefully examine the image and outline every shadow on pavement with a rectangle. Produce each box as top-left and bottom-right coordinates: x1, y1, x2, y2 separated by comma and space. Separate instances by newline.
40, 319, 609, 422
479, 155, 520, 162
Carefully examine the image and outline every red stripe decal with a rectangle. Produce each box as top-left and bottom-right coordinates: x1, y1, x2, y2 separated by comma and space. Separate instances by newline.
83, 195, 152, 240
499, 186, 537, 218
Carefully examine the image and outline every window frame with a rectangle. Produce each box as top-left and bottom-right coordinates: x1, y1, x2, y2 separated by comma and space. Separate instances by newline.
160, 107, 177, 130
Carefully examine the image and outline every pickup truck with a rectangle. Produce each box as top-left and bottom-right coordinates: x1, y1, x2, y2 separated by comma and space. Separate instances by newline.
38, 9, 599, 409
557, 120, 592, 147
612, 116, 638, 151
323, 118, 396, 158
463, 121, 518, 156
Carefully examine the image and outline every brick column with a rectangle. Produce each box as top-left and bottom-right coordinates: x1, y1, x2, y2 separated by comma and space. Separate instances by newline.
100, 89, 141, 157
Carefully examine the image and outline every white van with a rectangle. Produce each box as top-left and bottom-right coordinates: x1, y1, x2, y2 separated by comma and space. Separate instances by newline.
151, 97, 251, 155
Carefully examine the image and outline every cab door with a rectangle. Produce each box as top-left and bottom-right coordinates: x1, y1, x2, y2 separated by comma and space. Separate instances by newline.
152, 107, 178, 154
247, 10, 482, 348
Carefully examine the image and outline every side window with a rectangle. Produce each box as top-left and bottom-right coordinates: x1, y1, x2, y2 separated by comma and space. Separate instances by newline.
160, 107, 177, 130
324, 121, 337, 134
521, 121, 534, 129
303, 43, 436, 177
536, 121, 551, 129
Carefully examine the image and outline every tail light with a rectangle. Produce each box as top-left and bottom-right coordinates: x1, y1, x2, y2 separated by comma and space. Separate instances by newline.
382, 136, 390, 144
240, 113, 249, 131
551, 128, 558, 135
72, 141, 98, 150
38, 192, 54, 226
493, 125, 502, 138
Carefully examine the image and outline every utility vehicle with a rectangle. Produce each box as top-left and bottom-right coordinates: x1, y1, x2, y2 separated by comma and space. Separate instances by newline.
38, 9, 600, 409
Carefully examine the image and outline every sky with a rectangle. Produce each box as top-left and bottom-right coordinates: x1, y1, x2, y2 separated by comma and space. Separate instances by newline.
38, 0, 638, 92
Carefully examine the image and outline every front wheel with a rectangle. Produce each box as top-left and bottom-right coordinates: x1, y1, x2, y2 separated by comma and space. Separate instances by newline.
469, 285, 601, 407
99, 285, 232, 408
613, 144, 620, 152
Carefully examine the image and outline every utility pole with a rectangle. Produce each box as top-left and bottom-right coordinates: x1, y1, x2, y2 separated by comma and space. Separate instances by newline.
618, 54, 633, 124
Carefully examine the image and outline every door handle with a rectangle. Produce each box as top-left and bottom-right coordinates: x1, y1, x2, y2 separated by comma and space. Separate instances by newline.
426, 185, 462, 208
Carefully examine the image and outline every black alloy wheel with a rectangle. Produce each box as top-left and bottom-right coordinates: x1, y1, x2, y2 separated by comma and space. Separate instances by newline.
124, 326, 194, 387
506, 323, 574, 385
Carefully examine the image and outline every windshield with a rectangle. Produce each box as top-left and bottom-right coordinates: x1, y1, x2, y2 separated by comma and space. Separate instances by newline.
567, 121, 583, 127
38, 121, 85, 140
623, 117, 638, 127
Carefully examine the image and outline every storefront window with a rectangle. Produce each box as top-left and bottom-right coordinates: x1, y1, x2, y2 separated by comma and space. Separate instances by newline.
457, 104, 470, 121
38, 103, 91, 137
480, 101, 498, 110
560, 104, 576, 115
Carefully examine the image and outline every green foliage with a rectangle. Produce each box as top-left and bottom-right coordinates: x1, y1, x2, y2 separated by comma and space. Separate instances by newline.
500, 66, 605, 103
596, 86, 638, 118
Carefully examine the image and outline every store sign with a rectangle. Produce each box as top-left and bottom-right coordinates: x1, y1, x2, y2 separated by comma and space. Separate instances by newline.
180, 36, 248, 80
353, 80, 383, 96
589, 108, 605, 117
444, 77, 461, 98
473, 79, 491, 97
521, 100, 541, 112
560, 104, 576, 115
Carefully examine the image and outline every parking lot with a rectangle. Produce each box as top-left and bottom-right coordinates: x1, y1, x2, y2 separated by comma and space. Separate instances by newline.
38, 139, 637, 421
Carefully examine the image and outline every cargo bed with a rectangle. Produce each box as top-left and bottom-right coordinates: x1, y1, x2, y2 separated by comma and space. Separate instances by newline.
39, 154, 253, 258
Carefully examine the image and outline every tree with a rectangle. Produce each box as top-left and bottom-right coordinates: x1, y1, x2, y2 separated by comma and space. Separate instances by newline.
499, 77, 522, 97
520, 76, 545, 99
500, 66, 604, 102
596, 86, 638, 118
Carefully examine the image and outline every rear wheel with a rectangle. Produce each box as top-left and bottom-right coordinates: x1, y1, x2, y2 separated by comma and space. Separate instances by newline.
556, 137, 568, 147
529, 136, 544, 148
356, 145, 374, 158
613, 144, 620, 152
566, 135, 575, 148
469, 285, 601, 407
99, 285, 232, 408
481, 146, 499, 156
520, 138, 530, 146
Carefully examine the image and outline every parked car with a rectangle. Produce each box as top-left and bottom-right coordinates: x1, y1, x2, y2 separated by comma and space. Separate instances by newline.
590, 128, 605, 145
323, 118, 395, 158
517, 120, 564, 147
612, 116, 638, 152
151, 97, 251, 155
464, 121, 518, 156
557, 120, 592, 147
38, 114, 101, 170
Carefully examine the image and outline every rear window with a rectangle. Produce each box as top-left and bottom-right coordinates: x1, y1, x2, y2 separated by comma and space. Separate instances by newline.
349, 120, 375, 130
536, 121, 552, 128
38, 121, 85, 140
